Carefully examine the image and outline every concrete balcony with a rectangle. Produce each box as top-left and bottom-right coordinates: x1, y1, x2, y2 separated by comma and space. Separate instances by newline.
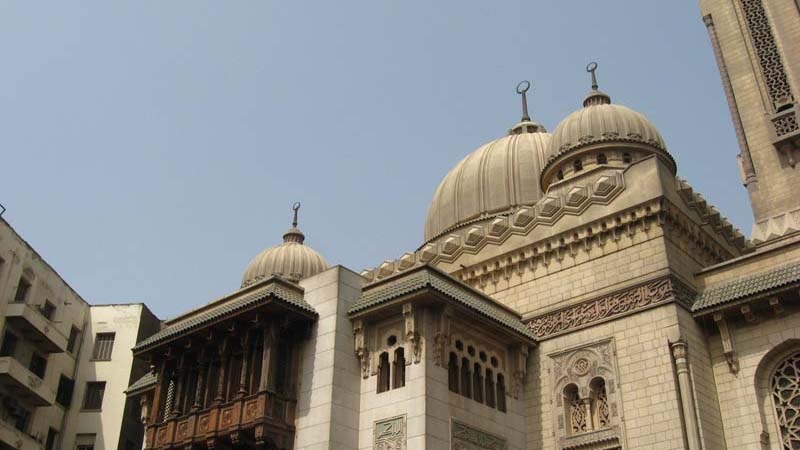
0, 420, 39, 450
4, 303, 67, 353
0, 357, 56, 407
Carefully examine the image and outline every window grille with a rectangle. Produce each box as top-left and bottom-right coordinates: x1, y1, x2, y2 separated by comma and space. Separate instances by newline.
771, 351, 800, 449
92, 333, 115, 360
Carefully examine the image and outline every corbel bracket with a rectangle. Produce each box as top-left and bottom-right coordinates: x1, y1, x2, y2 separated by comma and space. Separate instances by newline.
713, 312, 739, 374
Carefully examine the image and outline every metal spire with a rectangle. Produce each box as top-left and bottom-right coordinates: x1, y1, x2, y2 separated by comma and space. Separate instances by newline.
292, 202, 301, 228
516, 80, 531, 122
586, 62, 599, 90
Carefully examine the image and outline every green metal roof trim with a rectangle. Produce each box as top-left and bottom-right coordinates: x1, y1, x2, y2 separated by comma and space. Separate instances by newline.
350, 266, 535, 340
133, 279, 314, 352
693, 262, 800, 312
126, 372, 156, 395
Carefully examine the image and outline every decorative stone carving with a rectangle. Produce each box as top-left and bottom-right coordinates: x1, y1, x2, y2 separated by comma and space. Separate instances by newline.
403, 304, 421, 364
510, 344, 528, 399
713, 312, 739, 374
465, 226, 485, 246
450, 420, 507, 450
771, 351, 800, 449
488, 217, 509, 237
420, 244, 438, 263
398, 252, 416, 270
565, 186, 588, 208
433, 307, 452, 367
550, 339, 621, 450
353, 320, 370, 379
539, 196, 561, 218
526, 277, 695, 338
374, 415, 406, 450
592, 175, 617, 198
443, 236, 461, 255
378, 261, 396, 278
513, 206, 535, 227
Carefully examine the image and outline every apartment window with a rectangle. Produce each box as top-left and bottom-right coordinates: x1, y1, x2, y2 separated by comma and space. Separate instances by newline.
82, 381, 106, 410
75, 433, 96, 450
92, 333, 115, 360
56, 375, 75, 407
44, 428, 58, 450
0, 332, 18, 357
40, 300, 56, 320
11, 406, 31, 432
13, 277, 31, 303
29, 353, 47, 379
67, 326, 80, 354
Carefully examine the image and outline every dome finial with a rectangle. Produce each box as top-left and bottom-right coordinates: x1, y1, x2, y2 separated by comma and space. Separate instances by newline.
292, 201, 301, 228
283, 202, 305, 244
586, 62, 599, 90
582, 61, 611, 107
516, 80, 531, 122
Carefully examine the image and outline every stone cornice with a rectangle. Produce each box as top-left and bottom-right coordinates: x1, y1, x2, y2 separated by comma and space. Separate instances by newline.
524, 276, 695, 339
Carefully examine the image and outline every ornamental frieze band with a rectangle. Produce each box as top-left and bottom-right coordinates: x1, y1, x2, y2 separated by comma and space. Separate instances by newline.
525, 277, 695, 338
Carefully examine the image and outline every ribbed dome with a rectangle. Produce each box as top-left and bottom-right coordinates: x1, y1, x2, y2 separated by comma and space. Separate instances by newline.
424, 124, 551, 242
241, 208, 328, 287
547, 103, 666, 163
545, 81, 666, 165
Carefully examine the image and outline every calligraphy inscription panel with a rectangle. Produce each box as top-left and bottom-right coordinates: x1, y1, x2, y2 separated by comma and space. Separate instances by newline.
374, 415, 406, 450
451, 420, 507, 450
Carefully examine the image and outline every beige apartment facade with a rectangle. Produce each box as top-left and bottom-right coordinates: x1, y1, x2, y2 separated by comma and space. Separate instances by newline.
0, 217, 160, 450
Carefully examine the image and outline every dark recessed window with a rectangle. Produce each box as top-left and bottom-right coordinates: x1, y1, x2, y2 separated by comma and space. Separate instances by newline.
0, 332, 18, 358
44, 428, 58, 450
82, 381, 106, 410
387, 335, 397, 346
40, 300, 56, 320
67, 326, 81, 354
597, 153, 607, 164
557, 170, 564, 181
455, 340, 463, 351
56, 375, 75, 407
29, 353, 47, 379
573, 159, 583, 172
623, 153, 632, 164
14, 278, 31, 303
92, 333, 115, 361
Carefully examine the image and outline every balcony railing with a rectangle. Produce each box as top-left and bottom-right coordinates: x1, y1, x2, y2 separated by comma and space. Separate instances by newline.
145, 390, 295, 450
4, 303, 67, 354
0, 357, 55, 407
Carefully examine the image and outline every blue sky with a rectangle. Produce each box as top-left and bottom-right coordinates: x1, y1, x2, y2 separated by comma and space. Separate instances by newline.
0, 1, 748, 319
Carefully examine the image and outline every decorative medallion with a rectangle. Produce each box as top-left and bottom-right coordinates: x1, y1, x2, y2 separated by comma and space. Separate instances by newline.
573, 357, 591, 376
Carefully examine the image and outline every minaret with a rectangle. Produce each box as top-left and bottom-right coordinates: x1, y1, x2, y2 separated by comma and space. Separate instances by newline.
700, 0, 800, 244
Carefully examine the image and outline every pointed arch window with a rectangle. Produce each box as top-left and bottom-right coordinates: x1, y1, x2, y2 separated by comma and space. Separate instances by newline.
770, 351, 800, 449
564, 384, 587, 435
496, 374, 506, 412
460, 358, 471, 399
573, 159, 583, 172
448, 353, 459, 393
485, 369, 496, 408
590, 378, 610, 429
393, 348, 406, 389
377, 352, 390, 393
597, 153, 607, 165
473, 363, 483, 403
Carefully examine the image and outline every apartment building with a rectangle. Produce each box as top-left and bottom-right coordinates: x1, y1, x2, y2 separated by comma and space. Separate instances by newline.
0, 217, 160, 450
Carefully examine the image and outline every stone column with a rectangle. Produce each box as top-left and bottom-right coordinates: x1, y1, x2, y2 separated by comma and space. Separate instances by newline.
238, 332, 252, 397
582, 398, 594, 432
192, 362, 207, 411
150, 363, 167, 424
170, 368, 184, 418
259, 325, 274, 392
671, 341, 701, 450
215, 344, 229, 404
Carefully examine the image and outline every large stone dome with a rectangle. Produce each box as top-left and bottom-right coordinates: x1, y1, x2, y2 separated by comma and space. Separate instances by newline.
424, 121, 551, 242
241, 207, 328, 287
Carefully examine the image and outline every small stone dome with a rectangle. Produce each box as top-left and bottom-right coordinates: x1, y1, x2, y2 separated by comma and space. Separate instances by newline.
241, 206, 327, 287
546, 101, 666, 163
540, 64, 674, 190
424, 121, 551, 242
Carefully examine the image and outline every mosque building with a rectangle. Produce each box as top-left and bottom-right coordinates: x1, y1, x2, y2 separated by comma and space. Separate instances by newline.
127, 0, 800, 449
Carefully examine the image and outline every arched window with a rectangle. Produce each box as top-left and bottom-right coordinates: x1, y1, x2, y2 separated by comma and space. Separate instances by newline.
557, 170, 564, 181
448, 353, 459, 393
573, 159, 583, 172
393, 348, 406, 389
771, 351, 800, 448
590, 378, 610, 429
473, 364, 483, 403
622, 152, 632, 164
377, 352, 390, 393
496, 374, 506, 412
485, 369, 496, 408
460, 358, 471, 399
564, 384, 586, 435
596, 153, 607, 165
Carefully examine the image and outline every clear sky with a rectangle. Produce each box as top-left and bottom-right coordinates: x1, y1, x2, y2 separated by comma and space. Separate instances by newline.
0, 1, 749, 320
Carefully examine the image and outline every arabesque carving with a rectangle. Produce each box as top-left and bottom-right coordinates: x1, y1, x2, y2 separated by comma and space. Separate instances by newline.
374, 415, 406, 450
451, 420, 507, 450
526, 277, 695, 338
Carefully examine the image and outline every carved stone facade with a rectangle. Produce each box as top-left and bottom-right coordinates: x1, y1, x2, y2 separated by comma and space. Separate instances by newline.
550, 339, 622, 450
374, 415, 406, 450
451, 420, 507, 450
527, 277, 694, 339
